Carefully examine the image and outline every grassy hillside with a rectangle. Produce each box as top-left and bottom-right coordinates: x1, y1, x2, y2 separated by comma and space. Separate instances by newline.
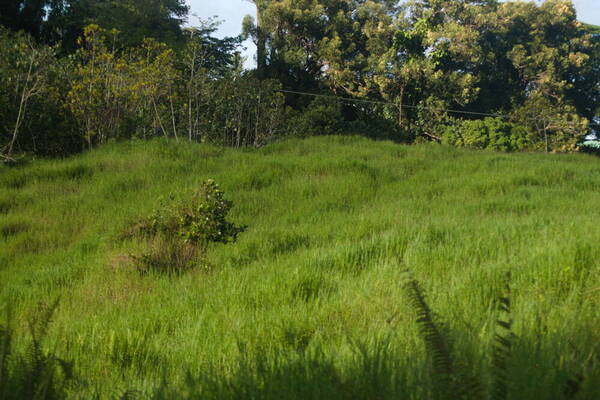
1, 136, 599, 399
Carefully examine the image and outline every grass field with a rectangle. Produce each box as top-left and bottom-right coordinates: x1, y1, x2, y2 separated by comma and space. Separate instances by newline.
1, 136, 599, 399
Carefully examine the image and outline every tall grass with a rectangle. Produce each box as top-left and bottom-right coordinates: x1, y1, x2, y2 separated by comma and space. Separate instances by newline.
0, 136, 599, 398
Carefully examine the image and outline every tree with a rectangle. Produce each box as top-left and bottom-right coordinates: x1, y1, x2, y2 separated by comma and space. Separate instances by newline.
499, 0, 595, 149
243, 1, 268, 79
572, 23, 600, 120
0, 0, 48, 39
1, 0, 189, 51
319, 0, 487, 139
181, 19, 241, 141
243, 0, 369, 88
67, 25, 179, 146
0, 28, 55, 160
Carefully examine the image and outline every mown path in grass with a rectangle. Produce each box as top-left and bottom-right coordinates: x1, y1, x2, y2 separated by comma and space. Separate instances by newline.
1, 136, 599, 399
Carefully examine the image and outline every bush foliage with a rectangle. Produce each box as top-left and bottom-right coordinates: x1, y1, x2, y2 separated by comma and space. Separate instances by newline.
442, 118, 532, 152
131, 179, 246, 273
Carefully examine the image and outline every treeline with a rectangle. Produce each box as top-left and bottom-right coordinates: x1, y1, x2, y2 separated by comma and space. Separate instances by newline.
1, 0, 599, 159
244, 0, 599, 151
0, 21, 286, 158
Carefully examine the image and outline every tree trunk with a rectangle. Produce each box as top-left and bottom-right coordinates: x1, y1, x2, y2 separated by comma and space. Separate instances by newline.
152, 99, 169, 139
397, 86, 404, 129
169, 88, 178, 141
7, 51, 36, 157
188, 45, 196, 142
254, 93, 261, 146
256, 2, 267, 79
544, 124, 549, 153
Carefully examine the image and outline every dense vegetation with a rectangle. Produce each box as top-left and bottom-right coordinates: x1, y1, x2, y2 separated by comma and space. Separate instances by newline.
1, 0, 599, 160
1, 137, 600, 398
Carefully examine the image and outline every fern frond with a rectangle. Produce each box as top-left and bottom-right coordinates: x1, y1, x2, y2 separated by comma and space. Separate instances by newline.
0, 306, 13, 396
402, 272, 455, 392
455, 365, 485, 400
491, 273, 515, 400
27, 298, 61, 389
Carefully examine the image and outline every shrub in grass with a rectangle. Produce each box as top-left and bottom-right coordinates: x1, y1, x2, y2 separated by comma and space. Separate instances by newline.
133, 235, 202, 274
131, 179, 246, 273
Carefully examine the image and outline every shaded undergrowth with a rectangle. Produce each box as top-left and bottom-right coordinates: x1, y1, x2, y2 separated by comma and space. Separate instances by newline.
0, 301, 74, 400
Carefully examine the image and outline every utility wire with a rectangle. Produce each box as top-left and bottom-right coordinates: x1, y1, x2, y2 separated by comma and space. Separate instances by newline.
276, 89, 600, 128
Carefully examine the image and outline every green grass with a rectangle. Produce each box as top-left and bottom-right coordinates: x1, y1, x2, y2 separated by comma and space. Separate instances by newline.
1, 136, 599, 399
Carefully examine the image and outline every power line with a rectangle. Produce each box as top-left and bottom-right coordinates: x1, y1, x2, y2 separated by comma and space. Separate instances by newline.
276, 89, 600, 128
278, 89, 507, 118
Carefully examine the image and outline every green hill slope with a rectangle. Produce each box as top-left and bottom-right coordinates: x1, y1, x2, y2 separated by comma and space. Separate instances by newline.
1, 137, 599, 399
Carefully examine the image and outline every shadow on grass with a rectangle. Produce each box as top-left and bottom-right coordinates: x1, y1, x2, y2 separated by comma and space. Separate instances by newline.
0, 300, 74, 400
2, 280, 597, 400
146, 332, 597, 400
147, 273, 597, 400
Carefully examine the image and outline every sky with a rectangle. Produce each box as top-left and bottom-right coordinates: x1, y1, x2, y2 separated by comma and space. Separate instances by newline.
188, 0, 256, 66
189, 0, 600, 67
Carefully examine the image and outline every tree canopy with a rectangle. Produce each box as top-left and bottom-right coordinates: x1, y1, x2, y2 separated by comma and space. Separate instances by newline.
0, 0, 189, 50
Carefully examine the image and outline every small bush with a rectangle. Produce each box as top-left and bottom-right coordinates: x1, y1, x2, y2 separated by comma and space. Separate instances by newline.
578, 140, 600, 156
133, 236, 202, 274
130, 179, 246, 274
442, 118, 531, 151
